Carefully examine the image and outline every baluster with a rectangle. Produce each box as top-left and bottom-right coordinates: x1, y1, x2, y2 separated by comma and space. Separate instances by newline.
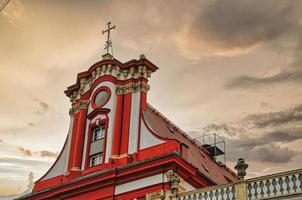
204, 191, 208, 200
292, 175, 297, 192
220, 188, 225, 200
285, 176, 290, 194
265, 179, 271, 197
231, 186, 236, 200
193, 194, 197, 200
259, 181, 264, 198
247, 183, 252, 200
278, 177, 284, 194
226, 187, 230, 200
253, 182, 259, 199
188, 195, 192, 200
209, 191, 214, 200
215, 190, 219, 200
272, 178, 277, 196
198, 193, 203, 200
299, 173, 302, 191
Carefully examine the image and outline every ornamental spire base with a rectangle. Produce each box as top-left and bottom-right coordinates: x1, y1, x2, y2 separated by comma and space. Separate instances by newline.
102, 53, 114, 60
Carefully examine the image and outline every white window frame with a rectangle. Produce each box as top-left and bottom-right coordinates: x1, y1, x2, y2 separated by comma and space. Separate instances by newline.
92, 126, 105, 142
90, 153, 103, 167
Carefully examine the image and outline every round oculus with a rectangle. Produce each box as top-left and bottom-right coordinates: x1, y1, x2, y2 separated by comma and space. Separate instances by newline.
93, 90, 109, 107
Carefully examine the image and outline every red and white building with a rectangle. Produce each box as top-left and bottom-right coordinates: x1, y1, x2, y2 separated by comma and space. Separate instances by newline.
19, 54, 238, 200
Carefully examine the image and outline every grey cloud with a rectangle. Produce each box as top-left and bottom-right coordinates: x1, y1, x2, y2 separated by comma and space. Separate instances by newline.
225, 70, 302, 89
263, 130, 302, 143
245, 104, 302, 128
239, 145, 297, 164
225, 136, 299, 163
203, 123, 239, 137
193, 0, 301, 50
198, 106, 302, 164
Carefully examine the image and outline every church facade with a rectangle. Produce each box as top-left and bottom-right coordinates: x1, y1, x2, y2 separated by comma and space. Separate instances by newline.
19, 54, 238, 200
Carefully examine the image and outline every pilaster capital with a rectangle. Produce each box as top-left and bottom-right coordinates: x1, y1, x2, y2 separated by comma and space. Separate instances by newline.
116, 82, 150, 95
69, 99, 90, 116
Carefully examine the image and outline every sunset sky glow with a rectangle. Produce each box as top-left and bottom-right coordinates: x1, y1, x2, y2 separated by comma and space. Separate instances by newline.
0, 0, 302, 198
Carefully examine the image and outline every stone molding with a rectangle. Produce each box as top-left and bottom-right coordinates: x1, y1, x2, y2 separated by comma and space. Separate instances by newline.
116, 82, 150, 95
69, 65, 152, 100
69, 99, 90, 116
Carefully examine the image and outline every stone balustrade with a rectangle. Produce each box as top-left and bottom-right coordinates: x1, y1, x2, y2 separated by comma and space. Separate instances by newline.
172, 168, 302, 200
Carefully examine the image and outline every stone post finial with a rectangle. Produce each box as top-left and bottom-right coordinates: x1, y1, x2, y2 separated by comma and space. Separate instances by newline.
166, 170, 180, 194
234, 158, 248, 180
139, 54, 146, 59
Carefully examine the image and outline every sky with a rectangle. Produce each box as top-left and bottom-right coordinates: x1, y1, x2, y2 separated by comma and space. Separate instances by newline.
0, 0, 302, 198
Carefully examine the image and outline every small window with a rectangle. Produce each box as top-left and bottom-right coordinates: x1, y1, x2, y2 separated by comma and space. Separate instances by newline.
90, 153, 103, 167
94, 90, 109, 107
92, 126, 105, 142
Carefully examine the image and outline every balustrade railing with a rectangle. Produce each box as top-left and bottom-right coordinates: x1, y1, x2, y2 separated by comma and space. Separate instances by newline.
246, 169, 302, 200
177, 184, 235, 200
176, 169, 302, 200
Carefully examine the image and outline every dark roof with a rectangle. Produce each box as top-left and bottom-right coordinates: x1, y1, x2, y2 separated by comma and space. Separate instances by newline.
144, 104, 238, 184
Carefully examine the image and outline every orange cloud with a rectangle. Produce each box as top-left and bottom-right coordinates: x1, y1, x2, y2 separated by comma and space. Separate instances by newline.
18, 147, 32, 157
40, 150, 59, 158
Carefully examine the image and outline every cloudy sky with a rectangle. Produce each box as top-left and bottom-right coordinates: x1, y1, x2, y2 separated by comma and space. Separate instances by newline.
0, 0, 302, 198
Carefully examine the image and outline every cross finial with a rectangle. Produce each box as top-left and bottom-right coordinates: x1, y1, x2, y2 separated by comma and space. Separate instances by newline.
102, 22, 116, 56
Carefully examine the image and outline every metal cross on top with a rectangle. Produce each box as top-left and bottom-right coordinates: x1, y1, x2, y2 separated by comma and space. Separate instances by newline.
102, 22, 116, 55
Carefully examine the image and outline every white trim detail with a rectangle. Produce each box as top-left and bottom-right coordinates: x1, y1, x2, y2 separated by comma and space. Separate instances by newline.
81, 118, 90, 170
140, 119, 164, 150
88, 81, 116, 163
128, 92, 141, 154
115, 173, 167, 195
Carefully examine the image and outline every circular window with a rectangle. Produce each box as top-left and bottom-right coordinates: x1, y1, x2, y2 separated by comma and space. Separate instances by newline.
92, 87, 110, 108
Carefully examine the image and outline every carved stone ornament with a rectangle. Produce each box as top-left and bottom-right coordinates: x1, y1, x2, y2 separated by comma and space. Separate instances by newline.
69, 99, 90, 116
234, 158, 249, 180
166, 170, 181, 194
116, 82, 150, 95
146, 190, 165, 200
67, 64, 152, 101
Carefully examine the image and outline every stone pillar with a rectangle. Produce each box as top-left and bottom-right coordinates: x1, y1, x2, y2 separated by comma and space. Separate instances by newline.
234, 158, 249, 200
235, 158, 249, 180
146, 170, 181, 200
